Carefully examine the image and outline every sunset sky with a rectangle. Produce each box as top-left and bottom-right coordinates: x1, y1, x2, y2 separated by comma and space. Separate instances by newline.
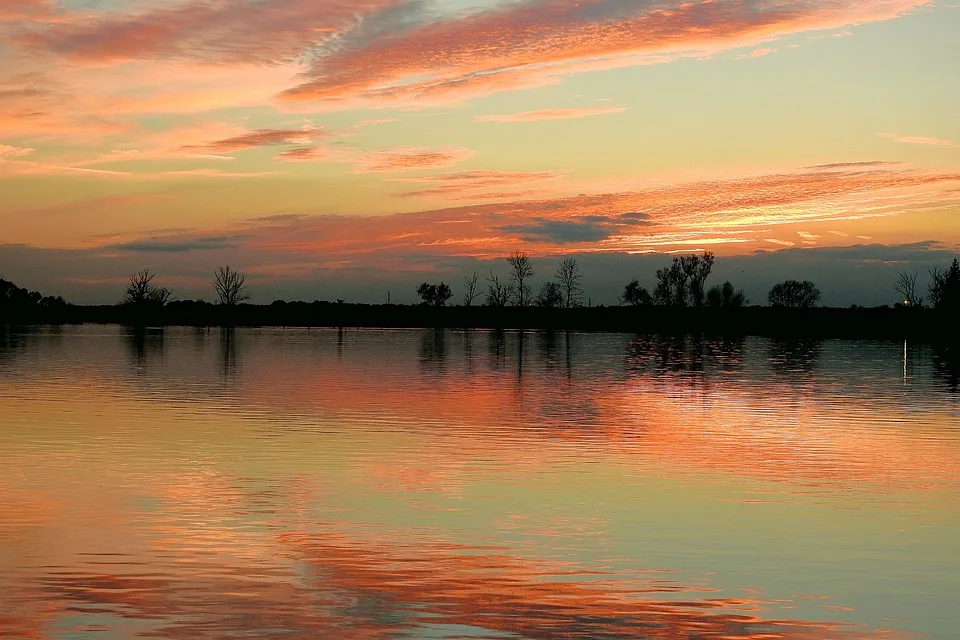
1, 0, 958, 305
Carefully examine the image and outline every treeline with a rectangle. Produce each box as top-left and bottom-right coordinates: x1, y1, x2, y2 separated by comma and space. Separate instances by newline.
2, 255, 959, 335
417, 252, 959, 311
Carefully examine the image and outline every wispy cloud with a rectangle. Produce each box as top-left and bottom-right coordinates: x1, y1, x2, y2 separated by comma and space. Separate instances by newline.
0, 144, 35, 160
274, 147, 328, 163
476, 107, 626, 123
879, 133, 956, 147
395, 170, 561, 200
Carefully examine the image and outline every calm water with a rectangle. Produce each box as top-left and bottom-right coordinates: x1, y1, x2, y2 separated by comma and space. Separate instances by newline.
1, 326, 958, 640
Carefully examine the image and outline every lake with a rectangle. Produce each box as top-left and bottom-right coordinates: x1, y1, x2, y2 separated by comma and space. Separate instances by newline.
1, 325, 958, 639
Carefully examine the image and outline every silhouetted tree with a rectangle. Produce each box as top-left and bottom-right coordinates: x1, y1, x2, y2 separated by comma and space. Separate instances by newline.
213, 266, 250, 306
894, 271, 923, 307
622, 279, 653, 306
706, 281, 748, 308
507, 251, 534, 306
555, 257, 583, 308
768, 280, 821, 308
928, 259, 960, 312
653, 268, 672, 305
416, 281, 453, 306
535, 282, 564, 308
485, 271, 512, 307
678, 251, 714, 308
668, 260, 689, 307
1, 279, 41, 308
463, 272, 480, 306
123, 269, 172, 307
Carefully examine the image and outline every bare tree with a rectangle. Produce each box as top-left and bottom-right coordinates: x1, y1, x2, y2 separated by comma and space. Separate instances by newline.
150, 285, 173, 307
123, 268, 172, 307
213, 265, 251, 306
463, 272, 480, 306
485, 271, 512, 308
506, 251, 534, 306
555, 257, 583, 308
895, 271, 923, 307
124, 268, 155, 305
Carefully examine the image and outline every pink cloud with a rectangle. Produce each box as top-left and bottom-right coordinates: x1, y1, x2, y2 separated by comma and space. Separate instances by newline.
13, 0, 394, 65
274, 147, 328, 162
7, 0, 932, 113
186, 127, 328, 153
0, 0, 56, 23
278, 0, 931, 105
475, 107, 626, 122
735, 47, 776, 59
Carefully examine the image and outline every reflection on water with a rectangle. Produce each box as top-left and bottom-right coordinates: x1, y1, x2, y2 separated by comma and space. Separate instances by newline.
0, 326, 958, 639
933, 343, 960, 393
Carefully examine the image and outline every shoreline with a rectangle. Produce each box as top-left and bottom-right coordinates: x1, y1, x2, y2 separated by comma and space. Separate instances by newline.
2, 304, 955, 341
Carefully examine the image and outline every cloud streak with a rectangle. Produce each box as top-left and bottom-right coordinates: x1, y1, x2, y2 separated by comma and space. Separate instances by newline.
476, 107, 627, 122
84, 162, 960, 265
350, 147, 476, 173
880, 133, 957, 147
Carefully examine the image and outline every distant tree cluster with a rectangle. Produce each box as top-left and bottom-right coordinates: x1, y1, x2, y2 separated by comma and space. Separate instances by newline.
619, 251, 748, 309
416, 281, 453, 306
0, 279, 67, 313
116, 265, 250, 311
477, 252, 586, 309
707, 281, 748, 308
767, 280, 821, 308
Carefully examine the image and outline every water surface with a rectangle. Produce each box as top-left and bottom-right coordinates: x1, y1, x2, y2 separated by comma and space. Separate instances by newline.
1, 326, 958, 639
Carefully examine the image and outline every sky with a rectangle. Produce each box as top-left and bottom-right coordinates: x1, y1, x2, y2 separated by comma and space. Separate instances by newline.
0, 0, 958, 306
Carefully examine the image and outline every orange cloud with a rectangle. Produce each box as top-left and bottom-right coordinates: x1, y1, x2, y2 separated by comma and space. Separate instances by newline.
735, 47, 776, 59
476, 107, 627, 122
89, 162, 960, 262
